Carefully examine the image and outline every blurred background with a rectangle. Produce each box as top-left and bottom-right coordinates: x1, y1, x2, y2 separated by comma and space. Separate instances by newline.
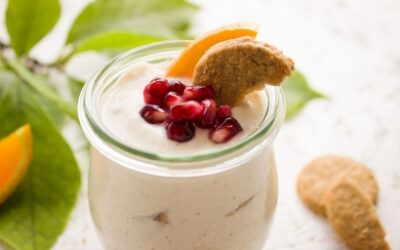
0, 0, 399, 249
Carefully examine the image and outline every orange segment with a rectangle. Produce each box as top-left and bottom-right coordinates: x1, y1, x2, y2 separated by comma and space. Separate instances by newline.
0, 124, 33, 204
166, 23, 259, 78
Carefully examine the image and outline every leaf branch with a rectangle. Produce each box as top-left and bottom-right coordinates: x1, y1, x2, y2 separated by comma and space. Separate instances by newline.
2, 57, 78, 121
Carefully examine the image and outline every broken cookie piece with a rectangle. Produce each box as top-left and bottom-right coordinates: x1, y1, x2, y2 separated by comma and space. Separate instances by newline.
326, 178, 390, 250
193, 37, 294, 106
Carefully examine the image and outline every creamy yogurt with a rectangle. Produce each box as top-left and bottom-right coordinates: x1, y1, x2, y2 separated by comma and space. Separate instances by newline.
90, 145, 278, 250
100, 63, 267, 157
83, 47, 282, 250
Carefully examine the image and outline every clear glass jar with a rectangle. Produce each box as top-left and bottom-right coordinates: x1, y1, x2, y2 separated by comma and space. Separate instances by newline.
78, 41, 286, 250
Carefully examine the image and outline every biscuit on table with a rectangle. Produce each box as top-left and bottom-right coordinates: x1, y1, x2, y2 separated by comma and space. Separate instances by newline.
193, 37, 294, 106
297, 155, 378, 216
326, 178, 390, 250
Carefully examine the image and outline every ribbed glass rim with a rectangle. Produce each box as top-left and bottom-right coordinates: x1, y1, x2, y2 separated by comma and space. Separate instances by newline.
78, 40, 285, 175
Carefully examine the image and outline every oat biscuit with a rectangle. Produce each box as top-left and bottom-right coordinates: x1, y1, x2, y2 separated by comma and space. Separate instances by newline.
297, 155, 378, 216
193, 37, 294, 105
326, 178, 390, 250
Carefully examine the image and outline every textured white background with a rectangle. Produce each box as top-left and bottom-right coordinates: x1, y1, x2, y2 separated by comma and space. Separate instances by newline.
0, 0, 399, 249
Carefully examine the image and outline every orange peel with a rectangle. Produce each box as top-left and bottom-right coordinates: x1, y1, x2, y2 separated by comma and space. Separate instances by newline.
166, 23, 259, 78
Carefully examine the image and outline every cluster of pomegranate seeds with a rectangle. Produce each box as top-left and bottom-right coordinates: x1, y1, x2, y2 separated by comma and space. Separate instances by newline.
139, 77, 243, 143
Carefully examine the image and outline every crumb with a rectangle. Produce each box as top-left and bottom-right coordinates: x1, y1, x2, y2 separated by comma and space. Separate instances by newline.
153, 211, 170, 225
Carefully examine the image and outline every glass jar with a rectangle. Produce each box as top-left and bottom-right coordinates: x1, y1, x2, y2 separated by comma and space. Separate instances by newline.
78, 41, 286, 250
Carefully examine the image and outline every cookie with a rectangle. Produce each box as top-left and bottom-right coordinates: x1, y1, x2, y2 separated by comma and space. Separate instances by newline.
326, 178, 390, 250
193, 37, 294, 106
297, 155, 378, 216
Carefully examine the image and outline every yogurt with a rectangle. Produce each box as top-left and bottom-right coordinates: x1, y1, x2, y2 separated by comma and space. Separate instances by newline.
90, 144, 278, 250
80, 42, 284, 250
100, 63, 267, 158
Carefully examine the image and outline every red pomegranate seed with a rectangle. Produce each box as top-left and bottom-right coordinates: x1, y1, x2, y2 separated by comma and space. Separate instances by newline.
166, 121, 195, 142
168, 79, 186, 95
163, 92, 183, 110
169, 101, 202, 122
182, 86, 215, 101
140, 104, 168, 124
143, 77, 169, 105
209, 117, 243, 143
216, 105, 232, 120
197, 99, 217, 128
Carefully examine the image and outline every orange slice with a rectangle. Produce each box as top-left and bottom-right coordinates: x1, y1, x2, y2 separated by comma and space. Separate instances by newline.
166, 23, 259, 78
0, 124, 33, 204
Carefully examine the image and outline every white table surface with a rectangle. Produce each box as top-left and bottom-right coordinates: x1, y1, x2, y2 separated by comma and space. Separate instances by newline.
1, 0, 399, 249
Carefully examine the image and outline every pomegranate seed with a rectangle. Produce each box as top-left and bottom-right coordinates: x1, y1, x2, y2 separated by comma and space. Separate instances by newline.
183, 86, 215, 101
209, 117, 243, 143
143, 77, 169, 105
168, 80, 186, 95
140, 105, 168, 124
166, 121, 195, 142
163, 92, 183, 110
216, 105, 232, 120
197, 99, 217, 128
169, 101, 202, 122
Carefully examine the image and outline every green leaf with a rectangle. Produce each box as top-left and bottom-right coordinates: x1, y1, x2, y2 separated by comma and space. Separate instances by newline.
36, 89, 66, 126
74, 31, 164, 54
3, 58, 77, 121
283, 70, 326, 120
67, 77, 84, 103
66, 0, 197, 44
0, 71, 81, 250
5, 0, 61, 56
